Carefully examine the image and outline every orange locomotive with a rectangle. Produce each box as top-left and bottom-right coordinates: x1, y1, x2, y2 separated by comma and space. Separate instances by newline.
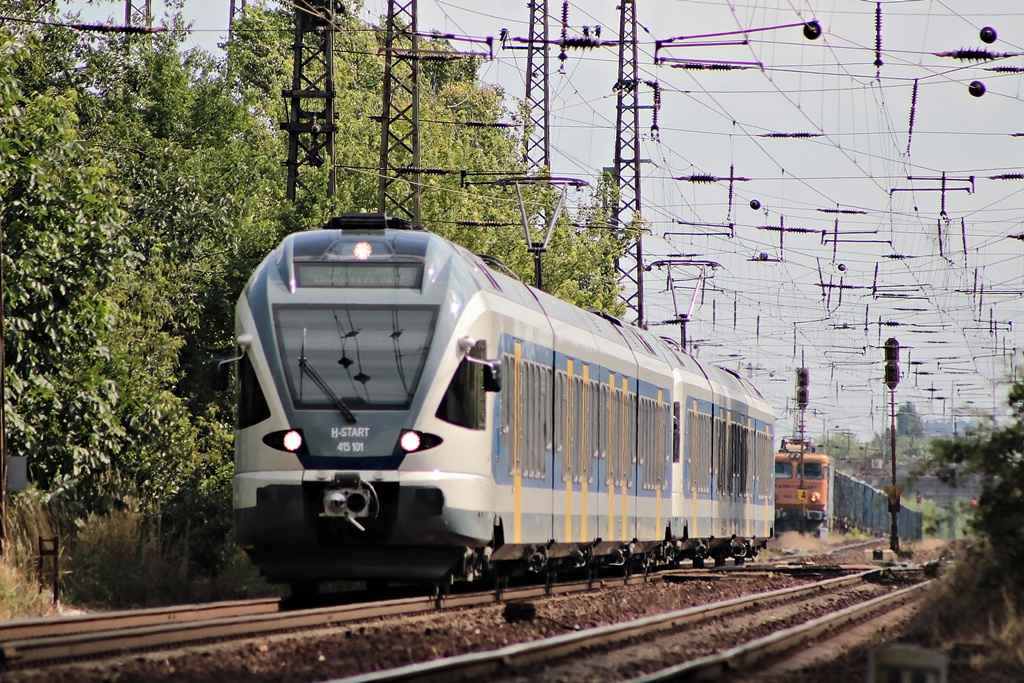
774, 437, 830, 533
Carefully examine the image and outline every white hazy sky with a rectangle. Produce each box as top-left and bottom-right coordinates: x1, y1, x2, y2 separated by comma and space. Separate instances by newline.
64, 1, 1024, 441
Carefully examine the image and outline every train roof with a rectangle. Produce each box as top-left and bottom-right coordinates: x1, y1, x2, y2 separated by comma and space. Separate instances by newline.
260, 216, 771, 410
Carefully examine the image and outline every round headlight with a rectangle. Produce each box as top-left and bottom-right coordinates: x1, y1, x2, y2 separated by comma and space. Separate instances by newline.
399, 430, 421, 453
283, 430, 303, 452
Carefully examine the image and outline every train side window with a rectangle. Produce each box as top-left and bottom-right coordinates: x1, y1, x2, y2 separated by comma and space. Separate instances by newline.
502, 353, 515, 476
672, 402, 681, 463
238, 353, 271, 429
436, 341, 487, 430
774, 461, 793, 478
555, 371, 567, 457
801, 462, 824, 479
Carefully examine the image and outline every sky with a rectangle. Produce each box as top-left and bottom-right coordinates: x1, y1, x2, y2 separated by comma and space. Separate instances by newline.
64, 1, 1024, 442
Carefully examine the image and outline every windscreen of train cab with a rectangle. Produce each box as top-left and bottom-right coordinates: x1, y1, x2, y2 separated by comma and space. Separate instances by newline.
274, 305, 438, 410
774, 460, 794, 479
800, 462, 824, 479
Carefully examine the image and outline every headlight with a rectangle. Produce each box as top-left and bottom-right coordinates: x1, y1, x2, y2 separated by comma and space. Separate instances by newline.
400, 430, 421, 452
262, 429, 310, 454
395, 429, 443, 454
283, 430, 303, 452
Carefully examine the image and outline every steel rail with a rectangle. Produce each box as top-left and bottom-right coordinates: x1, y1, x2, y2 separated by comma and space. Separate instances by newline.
0, 574, 648, 668
630, 579, 932, 682
0, 598, 280, 641
329, 569, 885, 683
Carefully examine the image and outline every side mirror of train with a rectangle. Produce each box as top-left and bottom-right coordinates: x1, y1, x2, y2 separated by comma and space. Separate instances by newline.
483, 362, 501, 393
211, 358, 232, 392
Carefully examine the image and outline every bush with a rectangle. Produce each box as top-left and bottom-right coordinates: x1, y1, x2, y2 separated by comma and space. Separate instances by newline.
64, 504, 190, 607
928, 379, 1024, 589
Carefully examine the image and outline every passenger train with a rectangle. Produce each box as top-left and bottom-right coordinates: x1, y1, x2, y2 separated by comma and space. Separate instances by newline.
220, 214, 776, 594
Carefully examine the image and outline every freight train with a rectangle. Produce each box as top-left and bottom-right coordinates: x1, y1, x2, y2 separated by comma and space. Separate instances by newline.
217, 214, 776, 594
773, 438, 923, 540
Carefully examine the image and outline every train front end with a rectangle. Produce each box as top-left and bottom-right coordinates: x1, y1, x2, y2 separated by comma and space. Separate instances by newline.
773, 439, 830, 533
228, 215, 500, 589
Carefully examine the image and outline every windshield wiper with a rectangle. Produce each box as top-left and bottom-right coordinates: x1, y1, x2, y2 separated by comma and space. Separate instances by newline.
299, 355, 357, 423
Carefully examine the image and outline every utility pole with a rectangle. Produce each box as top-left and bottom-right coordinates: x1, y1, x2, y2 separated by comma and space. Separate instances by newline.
283, 1, 338, 202
0, 217, 6, 555
124, 0, 151, 29
612, 0, 644, 327
523, 0, 550, 173
228, 0, 246, 45
883, 338, 902, 553
378, 0, 421, 225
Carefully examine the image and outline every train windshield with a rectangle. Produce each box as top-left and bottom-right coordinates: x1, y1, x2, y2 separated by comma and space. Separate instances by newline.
800, 463, 825, 479
774, 461, 793, 478
274, 305, 438, 411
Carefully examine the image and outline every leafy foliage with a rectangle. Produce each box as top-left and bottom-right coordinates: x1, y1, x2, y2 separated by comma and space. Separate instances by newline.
897, 402, 924, 437
1, 0, 628, 594
929, 378, 1024, 588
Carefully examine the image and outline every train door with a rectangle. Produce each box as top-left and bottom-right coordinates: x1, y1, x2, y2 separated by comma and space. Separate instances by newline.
685, 398, 713, 538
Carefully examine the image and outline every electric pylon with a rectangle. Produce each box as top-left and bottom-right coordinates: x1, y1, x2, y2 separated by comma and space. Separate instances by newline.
124, 0, 151, 28
613, 0, 644, 327
228, 0, 246, 44
378, 0, 421, 225
523, 0, 550, 173
282, 1, 338, 201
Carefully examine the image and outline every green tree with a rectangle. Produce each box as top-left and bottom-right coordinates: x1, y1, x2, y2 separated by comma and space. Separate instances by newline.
0, 35, 134, 509
2, 0, 629, 588
897, 402, 924, 438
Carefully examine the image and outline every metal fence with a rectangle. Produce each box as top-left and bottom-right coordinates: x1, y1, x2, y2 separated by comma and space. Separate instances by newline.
832, 470, 923, 540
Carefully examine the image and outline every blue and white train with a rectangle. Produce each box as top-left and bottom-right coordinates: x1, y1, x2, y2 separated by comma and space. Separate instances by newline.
222, 214, 775, 593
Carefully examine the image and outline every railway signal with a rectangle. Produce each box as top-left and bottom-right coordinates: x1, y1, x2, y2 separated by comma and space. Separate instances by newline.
883, 337, 901, 553
795, 367, 809, 532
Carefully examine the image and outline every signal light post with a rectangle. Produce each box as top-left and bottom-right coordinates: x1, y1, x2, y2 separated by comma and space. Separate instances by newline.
883, 338, 901, 553
795, 367, 809, 533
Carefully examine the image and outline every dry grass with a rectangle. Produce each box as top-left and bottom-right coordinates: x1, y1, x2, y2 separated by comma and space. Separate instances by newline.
0, 491, 277, 618
66, 504, 191, 607
65, 504, 276, 607
0, 490, 63, 620
905, 547, 1024, 680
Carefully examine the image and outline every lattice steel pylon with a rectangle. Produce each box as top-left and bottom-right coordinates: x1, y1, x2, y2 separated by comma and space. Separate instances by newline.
124, 0, 151, 28
228, 0, 246, 44
613, 0, 645, 327
283, 1, 338, 201
378, 0, 421, 225
523, 0, 550, 173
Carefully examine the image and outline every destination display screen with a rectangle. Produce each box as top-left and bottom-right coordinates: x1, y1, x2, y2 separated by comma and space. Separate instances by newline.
296, 263, 423, 289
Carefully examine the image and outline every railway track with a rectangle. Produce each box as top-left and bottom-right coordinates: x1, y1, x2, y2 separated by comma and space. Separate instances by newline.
0, 573, 659, 669
326, 568, 930, 683
0, 550, 901, 675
